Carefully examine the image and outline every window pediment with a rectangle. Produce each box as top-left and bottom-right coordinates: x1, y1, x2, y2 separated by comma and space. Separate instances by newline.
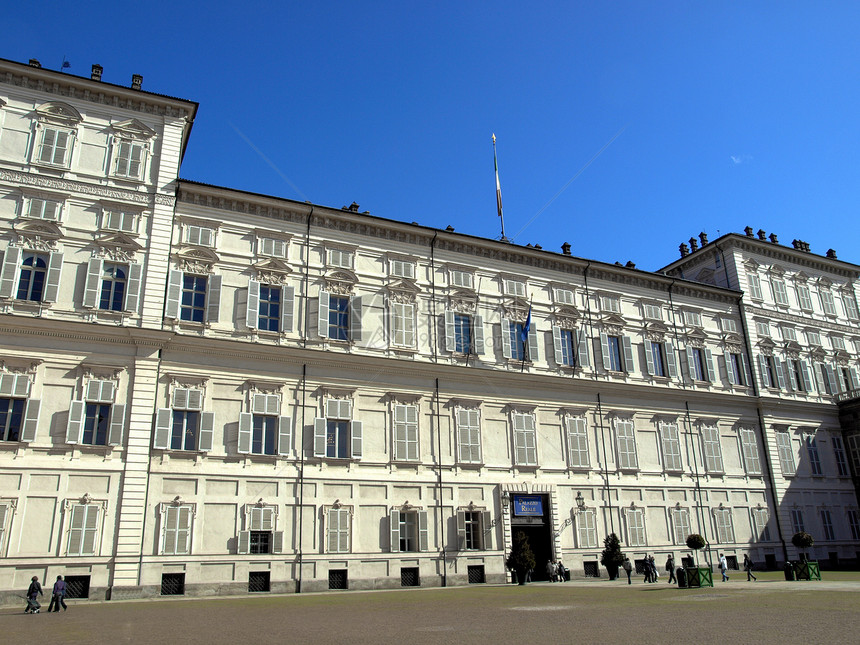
793, 271, 810, 283
817, 276, 833, 288
175, 246, 219, 273
553, 305, 580, 327
767, 264, 786, 276
722, 332, 744, 346
833, 349, 851, 365
757, 337, 776, 354
111, 119, 156, 140
810, 347, 827, 361
387, 278, 419, 294
324, 269, 358, 293
783, 340, 803, 355
252, 257, 292, 277
502, 298, 529, 317
743, 259, 760, 271
93, 232, 143, 261
601, 313, 626, 327
695, 268, 716, 285
13, 219, 63, 241
35, 101, 82, 125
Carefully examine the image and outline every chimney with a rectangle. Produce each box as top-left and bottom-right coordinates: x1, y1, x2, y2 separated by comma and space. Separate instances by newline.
803, 241, 811, 252
689, 237, 698, 252
826, 249, 837, 259
792, 239, 801, 250
445, 225, 454, 232
91, 64, 103, 81
699, 232, 709, 246
131, 74, 143, 90
744, 226, 754, 237
534, 244, 542, 250
561, 242, 571, 256
679, 243, 689, 258
28, 59, 41, 68
625, 261, 636, 269
769, 233, 779, 244
757, 229, 767, 240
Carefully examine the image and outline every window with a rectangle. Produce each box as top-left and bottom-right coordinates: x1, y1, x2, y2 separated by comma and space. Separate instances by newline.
239, 393, 291, 457
714, 508, 735, 543
820, 289, 837, 316
644, 340, 676, 378
600, 295, 620, 313
445, 311, 484, 355
725, 352, 747, 387
554, 288, 575, 305
391, 301, 416, 347
503, 319, 538, 362
671, 507, 691, 545
389, 258, 415, 279
843, 293, 860, 321
687, 347, 714, 382
238, 505, 283, 555
832, 436, 849, 476
512, 411, 537, 466
785, 358, 812, 392
805, 330, 821, 346
503, 279, 526, 297
553, 327, 588, 368
625, 508, 646, 547
577, 509, 597, 548
390, 508, 428, 552
721, 317, 737, 333
165, 270, 221, 324
113, 140, 146, 179
393, 403, 419, 461
805, 436, 822, 475
0, 250, 64, 303
601, 334, 633, 373
781, 326, 797, 342
684, 311, 702, 327
258, 237, 288, 259
161, 504, 193, 555
66, 380, 125, 447
566, 416, 590, 469
839, 366, 857, 392
795, 283, 813, 311
66, 503, 100, 556
752, 507, 771, 541
319, 291, 362, 343
831, 336, 846, 351
820, 510, 834, 541
771, 277, 789, 305
776, 432, 797, 476
185, 225, 215, 247
456, 408, 481, 464
449, 269, 473, 289
701, 425, 724, 473
36, 127, 74, 166
83, 260, 142, 312
314, 398, 361, 460
0, 501, 10, 553
327, 248, 353, 269
615, 419, 638, 470
758, 355, 783, 389
25, 196, 61, 221
790, 509, 805, 534
0, 372, 38, 443
246, 281, 294, 333
101, 209, 138, 233
848, 434, 860, 474
154, 387, 214, 452
746, 273, 763, 300
660, 422, 682, 472
755, 321, 770, 337
457, 509, 493, 550
643, 303, 662, 320
848, 510, 860, 541
327, 507, 351, 553
739, 427, 762, 475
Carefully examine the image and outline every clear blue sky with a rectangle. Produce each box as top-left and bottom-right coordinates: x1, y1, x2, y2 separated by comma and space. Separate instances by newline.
7, 2, 860, 269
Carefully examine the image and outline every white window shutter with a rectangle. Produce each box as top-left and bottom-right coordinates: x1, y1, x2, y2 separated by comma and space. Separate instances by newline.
124, 263, 143, 312
21, 399, 40, 442
313, 418, 327, 457
501, 318, 512, 359
785, 361, 798, 391
666, 343, 678, 379
165, 270, 182, 319
351, 420, 363, 459
800, 361, 813, 392
724, 351, 737, 385
277, 416, 292, 456
774, 360, 786, 389
444, 310, 455, 352
108, 404, 126, 446
456, 510, 466, 550
177, 507, 191, 555
481, 510, 493, 549
527, 325, 539, 362
552, 326, 564, 365
206, 275, 221, 323
704, 349, 715, 381
83, 258, 102, 308
0, 246, 21, 298
418, 510, 429, 551
644, 339, 655, 375
622, 336, 635, 373
318, 290, 330, 338
66, 400, 85, 444
349, 295, 362, 343
758, 355, 768, 387
246, 280, 260, 330
280, 285, 295, 333
740, 354, 751, 386
577, 329, 590, 368
199, 413, 214, 451
600, 333, 611, 370
472, 315, 485, 354
251, 393, 268, 415
67, 505, 84, 555
154, 408, 171, 449
238, 412, 252, 454
390, 510, 401, 552
272, 531, 284, 554
686, 347, 697, 381
238, 530, 250, 554
43, 252, 63, 302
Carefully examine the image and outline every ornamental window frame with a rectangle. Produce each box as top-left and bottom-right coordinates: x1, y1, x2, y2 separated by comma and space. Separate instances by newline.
238, 502, 283, 555
239, 389, 292, 458
154, 381, 214, 452
614, 417, 638, 471
565, 414, 590, 469
738, 427, 762, 475
577, 508, 598, 549
63, 495, 106, 557
0, 370, 39, 443
390, 504, 429, 553
456, 505, 493, 551
30, 102, 82, 169
510, 409, 538, 467
391, 400, 420, 462
314, 395, 362, 460
659, 420, 683, 472
325, 502, 353, 554
713, 506, 735, 544
671, 506, 691, 545
65, 374, 126, 448
624, 505, 646, 547
108, 119, 156, 182
159, 499, 196, 555
455, 405, 482, 465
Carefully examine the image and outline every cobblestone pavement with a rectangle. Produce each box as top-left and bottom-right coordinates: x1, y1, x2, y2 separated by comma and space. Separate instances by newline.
4, 578, 859, 645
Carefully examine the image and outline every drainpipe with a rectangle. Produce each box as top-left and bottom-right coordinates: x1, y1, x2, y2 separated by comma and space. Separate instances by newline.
296, 363, 307, 592
301, 207, 314, 348
430, 232, 438, 363
433, 377, 446, 586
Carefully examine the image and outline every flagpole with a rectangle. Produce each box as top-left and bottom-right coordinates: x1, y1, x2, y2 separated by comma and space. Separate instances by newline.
493, 134, 508, 242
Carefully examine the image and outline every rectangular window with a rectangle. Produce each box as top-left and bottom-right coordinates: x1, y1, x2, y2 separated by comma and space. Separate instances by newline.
457, 408, 481, 464
391, 302, 415, 347
781, 326, 797, 342
503, 279, 526, 297
606, 335, 623, 372
771, 278, 789, 305
690, 347, 706, 381
714, 508, 735, 543
820, 510, 834, 541
507, 320, 528, 361
721, 317, 737, 333
790, 509, 805, 534
259, 237, 288, 258
450, 269, 473, 289
0, 397, 26, 442
327, 248, 353, 269
648, 341, 668, 377
672, 507, 691, 545
554, 288, 575, 305
739, 428, 762, 475
684, 311, 702, 327
393, 510, 427, 552
66, 380, 124, 447
185, 225, 215, 247
153, 387, 212, 453
643, 303, 662, 320
27, 197, 61, 221
832, 436, 849, 476
162, 504, 192, 555
600, 295, 620, 313
566, 416, 590, 469
625, 508, 646, 547
114, 140, 145, 178
37, 127, 73, 166
831, 336, 846, 351
390, 259, 415, 279
776, 432, 797, 476
577, 509, 597, 548
755, 321, 770, 337
848, 510, 860, 541
171, 410, 200, 451
701, 425, 724, 473
83, 403, 111, 446
17, 252, 49, 301
459, 510, 486, 550
660, 422, 682, 472
239, 506, 281, 555
328, 295, 350, 341
257, 285, 282, 332
787, 359, 806, 392
761, 355, 779, 389
445, 310, 484, 355
67, 503, 99, 556
727, 353, 746, 386
558, 328, 576, 367
752, 508, 771, 542
796, 283, 813, 311
180, 274, 208, 323
805, 329, 821, 346
393, 403, 419, 461
820, 290, 837, 316
847, 434, 860, 474
313, 399, 359, 460
101, 209, 138, 233
327, 507, 351, 553
843, 294, 860, 321
806, 436, 822, 475
251, 415, 277, 455
615, 419, 638, 470
746, 273, 763, 300
0, 502, 8, 552
512, 412, 537, 466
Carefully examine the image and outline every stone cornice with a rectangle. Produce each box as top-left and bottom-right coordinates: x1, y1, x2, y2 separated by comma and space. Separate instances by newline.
746, 303, 859, 336
0, 169, 173, 206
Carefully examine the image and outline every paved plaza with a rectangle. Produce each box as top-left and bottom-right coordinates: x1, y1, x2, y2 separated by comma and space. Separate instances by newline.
4, 574, 860, 644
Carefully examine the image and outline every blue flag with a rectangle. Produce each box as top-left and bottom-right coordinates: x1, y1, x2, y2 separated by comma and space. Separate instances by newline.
520, 307, 531, 344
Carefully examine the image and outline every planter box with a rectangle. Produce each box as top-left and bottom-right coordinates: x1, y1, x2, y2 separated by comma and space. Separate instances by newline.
683, 567, 714, 588
793, 561, 821, 581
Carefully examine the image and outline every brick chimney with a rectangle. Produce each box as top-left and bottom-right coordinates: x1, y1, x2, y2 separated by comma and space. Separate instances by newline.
91, 64, 103, 81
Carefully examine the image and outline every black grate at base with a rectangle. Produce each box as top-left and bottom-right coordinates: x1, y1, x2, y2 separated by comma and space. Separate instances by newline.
467, 565, 485, 584
584, 561, 600, 577
329, 569, 348, 590
400, 567, 420, 587
248, 571, 270, 593
64, 575, 90, 599
161, 573, 185, 596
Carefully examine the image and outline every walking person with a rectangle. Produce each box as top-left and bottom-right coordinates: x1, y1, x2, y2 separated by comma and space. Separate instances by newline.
642, 555, 652, 583
557, 559, 566, 582
650, 555, 659, 582
743, 554, 757, 582
48, 575, 68, 612
666, 554, 677, 584
622, 557, 632, 584
25, 576, 43, 614
719, 553, 730, 582
546, 560, 556, 582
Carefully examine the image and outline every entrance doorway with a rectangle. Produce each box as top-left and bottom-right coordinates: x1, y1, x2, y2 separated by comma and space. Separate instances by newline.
510, 493, 554, 581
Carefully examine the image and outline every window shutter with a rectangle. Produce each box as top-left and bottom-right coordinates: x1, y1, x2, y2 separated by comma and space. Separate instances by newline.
165, 270, 182, 319
246, 280, 260, 330
552, 326, 564, 365
724, 351, 737, 385
318, 290, 330, 338
313, 418, 327, 457
418, 510, 429, 551
577, 329, 590, 368
852, 368, 860, 390
481, 510, 493, 549
177, 507, 191, 555
622, 336, 635, 373
238, 412, 252, 454
472, 315, 485, 354
644, 340, 655, 375
785, 361, 798, 391
739, 354, 750, 386
206, 275, 221, 323
154, 408, 171, 449
351, 420, 363, 459
81, 505, 99, 555
349, 295, 363, 343
251, 393, 269, 415
83, 258, 102, 308
238, 530, 250, 554
600, 333, 611, 370
123, 262, 143, 312
0, 246, 21, 298
43, 252, 63, 302
198, 412, 214, 451
685, 346, 697, 381
757, 355, 768, 387
513, 414, 528, 465
67, 505, 84, 555
773, 360, 785, 389
665, 343, 678, 379
501, 318, 512, 359
704, 349, 715, 382
108, 404, 126, 446
456, 510, 466, 550
390, 510, 401, 552
66, 400, 85, 444
527, 325, 539, 362
824, 364, 838, 393
280, 285, 295, 333
799, 361, 813, 392
272, 531, 284, 554
21, 399, 40, 442
277, 416, 292, 456
444, 310, 456, 352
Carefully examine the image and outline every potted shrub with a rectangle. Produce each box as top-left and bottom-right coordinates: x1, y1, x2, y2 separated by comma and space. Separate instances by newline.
790, 532, 820, 580
600, 533, 625, 580
506, 530, 536, 585
683, 534, 713, 588
686, 533, 706, 564
791, 531, 814, 560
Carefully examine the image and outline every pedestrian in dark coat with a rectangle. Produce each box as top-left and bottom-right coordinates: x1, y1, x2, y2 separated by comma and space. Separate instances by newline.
25, 576, 43, 613
743, 554, 757, 581
48, 575, 68, 612
666, 555, 677, 584
622, 557, 633, 584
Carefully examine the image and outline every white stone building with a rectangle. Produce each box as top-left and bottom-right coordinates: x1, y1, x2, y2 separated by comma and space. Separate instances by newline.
0, 57, 857, 602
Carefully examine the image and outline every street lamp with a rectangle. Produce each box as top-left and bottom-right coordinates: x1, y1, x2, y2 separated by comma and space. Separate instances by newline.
575, 491, 586, 514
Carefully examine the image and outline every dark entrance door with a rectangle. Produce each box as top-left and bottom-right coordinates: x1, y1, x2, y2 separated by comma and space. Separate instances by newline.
510, 493, 554, 581
517, 524, 553, 581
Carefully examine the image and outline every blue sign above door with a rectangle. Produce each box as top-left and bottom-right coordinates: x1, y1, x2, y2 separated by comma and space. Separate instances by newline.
513, 495, 543, 516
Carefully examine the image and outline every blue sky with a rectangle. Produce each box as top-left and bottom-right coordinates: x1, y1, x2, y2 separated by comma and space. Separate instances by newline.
6, 2, 860, 269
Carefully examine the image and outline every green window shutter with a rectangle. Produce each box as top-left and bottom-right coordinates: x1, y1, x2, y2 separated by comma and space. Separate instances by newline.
165, 270, 182, 318
622, 336, 635, 373
774, 360, 786, 389
124, 262, 143, 312
21, 399, 40, 442
108, 404, 125, 446
238, 413, 252, 454
154, 408, 171, 449
66, 400, 85, 444
390, 510, 401, 552
704, 349, 715, 382
313, 418, 327, 457
686, 346, 697, 381
246, 280, 260, 330
758, 355, 768, 387
83, 257, 102, 308
206, 275, 221, 323
272, 530, 284, 554
43, 252, 64, 302
277, 416, 292, 456
280, 285, 295, 333
724, 352, 737, 385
